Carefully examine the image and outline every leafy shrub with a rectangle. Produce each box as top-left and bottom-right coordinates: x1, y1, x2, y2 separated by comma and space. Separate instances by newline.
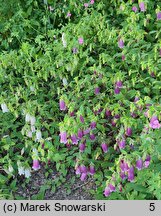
0, 0, 161, 200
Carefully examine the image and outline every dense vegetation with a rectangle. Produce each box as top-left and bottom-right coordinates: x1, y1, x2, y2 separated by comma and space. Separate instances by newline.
0, 0, 161, 200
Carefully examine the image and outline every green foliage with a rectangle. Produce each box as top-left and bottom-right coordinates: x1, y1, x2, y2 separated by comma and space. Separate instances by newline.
1, 0, 161, 200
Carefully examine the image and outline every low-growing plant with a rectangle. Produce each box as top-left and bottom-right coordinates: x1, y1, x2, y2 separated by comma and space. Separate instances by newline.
0, 0, 161, 200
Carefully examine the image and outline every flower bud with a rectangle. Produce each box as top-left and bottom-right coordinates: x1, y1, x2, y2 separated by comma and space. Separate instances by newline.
80, 115, 84, 123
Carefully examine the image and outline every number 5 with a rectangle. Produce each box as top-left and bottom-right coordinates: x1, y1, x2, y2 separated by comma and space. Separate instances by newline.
149, 203, 155, 211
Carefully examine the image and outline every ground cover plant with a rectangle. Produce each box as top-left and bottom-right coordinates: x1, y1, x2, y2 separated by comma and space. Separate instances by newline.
0, 0, 161, 200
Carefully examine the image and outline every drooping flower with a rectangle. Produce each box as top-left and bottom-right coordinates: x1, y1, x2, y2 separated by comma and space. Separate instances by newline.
78, 129, 83, 139
118, 39, 124, 48
71, 134, 78, 144
31, 125, 36, 133
83, 128, 90, 135
18, 166, 25, 176
78, 37, 84, 44
128, 166, 135, 182
118, 139, 126, 149
149, 116, 161, 129
114, 87, 120, 94
30, 116, 36, 125
150, 72, 155, 77
80, 115, 84, 123
75, 166, 81, 175
94, 87, 100, 95
134, 96, 139, 102
109, 184, 115, 192
32, 159, 40, 171
25, 113, 31, 122
79, 142, 86, 152
105, 109, 111, 117
144, 109, 149, 118
60, 131, 67, 144
131, 112, 137, 118
62, 33, 67, 47
111, 119, 117, 127
132, 6, 138, 12
48, 6, 54, 11
120, 160, 129, 172
104, 187, 111, 197
126, 127, 132, 136
157, 12, 161, 20
62, 78, 68, 86
90, 0, 94, 4
144, 155, 151, 168
122, 55, 125, 61
84, 3, 89, 8
136, 159, 143, 170
70, 111, 75, 117
67, 12, 71, 17
80, 173, 87, 181
24, 168, 31, 178
139, 2, 146, 12
114, 114, 120, 119
1, 103, 9, 113
30, 86, 35, 92
120, 171, 126, 180
27, 131, 32, 138
97, 108, 103, 113
90, 134, 95, 140
90, 122, 96, 129
59, 100, 66, 111
8, 165, 14, 173
80, 165, 87, 173
115, 80, 123, 88
72, 47, 78, 54
101, 143, 108, 153
35, 130, 42, 142
119, 184, 123, 192
89, 165, 95, 175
